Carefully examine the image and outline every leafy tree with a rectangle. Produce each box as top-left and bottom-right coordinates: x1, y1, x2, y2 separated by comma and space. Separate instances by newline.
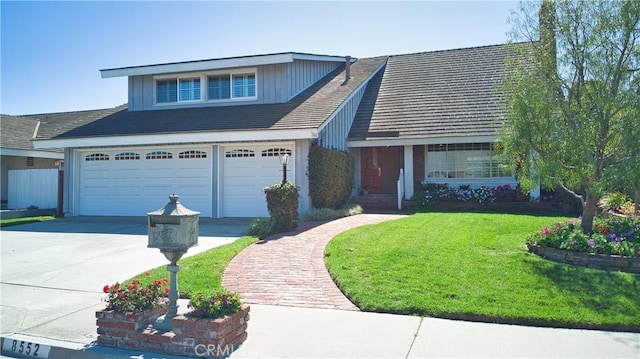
503, 0, 640, 233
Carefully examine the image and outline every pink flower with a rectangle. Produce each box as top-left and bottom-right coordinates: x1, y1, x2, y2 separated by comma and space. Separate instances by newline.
541, 227, 550, 235
103, 285, 110, 293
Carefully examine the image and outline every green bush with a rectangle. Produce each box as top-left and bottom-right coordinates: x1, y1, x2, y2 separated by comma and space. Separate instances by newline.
246, 218, 273, 239
308, 145, 355, 209
598, 192, 630, 212
264, 181, 299, 233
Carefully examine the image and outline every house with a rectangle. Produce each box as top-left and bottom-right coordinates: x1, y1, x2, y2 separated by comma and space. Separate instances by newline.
0, 114, 63, 209
31, 44, 525, 218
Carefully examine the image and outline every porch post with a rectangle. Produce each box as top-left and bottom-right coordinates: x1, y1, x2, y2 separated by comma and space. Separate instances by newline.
403, 145, 414, 200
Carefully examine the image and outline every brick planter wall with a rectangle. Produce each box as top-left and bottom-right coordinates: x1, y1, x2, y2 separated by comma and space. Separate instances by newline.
96, 304, 250, 358
528, 244, 640, 273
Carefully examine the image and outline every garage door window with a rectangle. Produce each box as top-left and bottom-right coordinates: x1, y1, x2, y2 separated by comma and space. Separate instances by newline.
85, 153, 109, 161
179, 150, 207, 159
146, 151, 173, 160
262, 148, 292, 157
115, 152, 140, 160
225, 149, 255, 158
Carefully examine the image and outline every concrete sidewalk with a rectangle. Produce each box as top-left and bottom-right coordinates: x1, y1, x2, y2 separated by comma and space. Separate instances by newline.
2, 304, 639, 358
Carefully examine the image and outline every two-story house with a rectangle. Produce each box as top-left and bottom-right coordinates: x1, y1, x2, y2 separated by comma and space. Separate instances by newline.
32, 43, 524, 218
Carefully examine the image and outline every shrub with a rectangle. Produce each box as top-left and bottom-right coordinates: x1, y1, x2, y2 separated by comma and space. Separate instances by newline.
527, 214, 640, 257
599, 192, 630, 212
492, 184, 516, 202
308, 145, 355, 209
247, 218, 273, 239
187, 289, 242, 319
620, 201, 638, 216
471, 186, 494, 204
264, 181, 299, 233
102, 274, 168, 313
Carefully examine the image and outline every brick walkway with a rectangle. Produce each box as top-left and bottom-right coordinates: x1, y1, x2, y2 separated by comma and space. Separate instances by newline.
222, 214, 405, 311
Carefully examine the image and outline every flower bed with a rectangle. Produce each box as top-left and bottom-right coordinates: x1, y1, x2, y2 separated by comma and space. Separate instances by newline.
526, 214, 640, 272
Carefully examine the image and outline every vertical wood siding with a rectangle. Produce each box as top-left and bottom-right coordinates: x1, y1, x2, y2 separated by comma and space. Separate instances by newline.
8, 169, 58, 209
317, 84, 367, 151
287, 60, 341, 100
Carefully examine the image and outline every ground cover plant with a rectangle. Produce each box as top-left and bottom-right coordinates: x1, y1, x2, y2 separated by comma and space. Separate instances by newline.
130, 236, 257, 295
325, 212, 640, 331
0, 216, 55, 227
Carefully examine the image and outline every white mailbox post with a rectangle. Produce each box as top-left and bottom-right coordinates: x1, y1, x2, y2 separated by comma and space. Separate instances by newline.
148, 194, 199, 330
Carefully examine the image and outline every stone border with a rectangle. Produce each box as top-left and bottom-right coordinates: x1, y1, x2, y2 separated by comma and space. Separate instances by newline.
527, 244, 640, 273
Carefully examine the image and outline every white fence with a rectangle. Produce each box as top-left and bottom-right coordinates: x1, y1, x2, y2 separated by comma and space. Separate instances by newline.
8, 169, 58, 209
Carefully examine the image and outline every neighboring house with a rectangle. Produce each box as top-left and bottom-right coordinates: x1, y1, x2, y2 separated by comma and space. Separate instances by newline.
0, 115, 63, 209
32, 44, 525, 218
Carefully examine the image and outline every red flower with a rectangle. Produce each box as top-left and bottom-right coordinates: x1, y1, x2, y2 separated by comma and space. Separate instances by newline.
118, 292, 125, 299
165, 288, 170, 295
162, 278, 169, 285
103, 285, 110, 293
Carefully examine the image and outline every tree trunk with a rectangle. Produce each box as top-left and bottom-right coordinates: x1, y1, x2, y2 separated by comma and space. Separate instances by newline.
581, 194, 598, 234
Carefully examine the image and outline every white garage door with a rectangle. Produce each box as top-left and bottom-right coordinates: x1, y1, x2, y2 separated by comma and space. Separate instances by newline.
222, 146, 293, 217
78, 147, 212, 217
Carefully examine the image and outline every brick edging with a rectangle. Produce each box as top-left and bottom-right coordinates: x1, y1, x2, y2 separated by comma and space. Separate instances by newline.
527, 244, 640, 273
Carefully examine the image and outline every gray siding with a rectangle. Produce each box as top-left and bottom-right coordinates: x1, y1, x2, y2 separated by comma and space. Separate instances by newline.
317, 84, 367, 151
287, 60, 341, 100
127, 61, 339, 111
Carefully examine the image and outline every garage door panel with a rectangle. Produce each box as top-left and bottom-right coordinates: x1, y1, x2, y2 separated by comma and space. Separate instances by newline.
79, 147, 212, 217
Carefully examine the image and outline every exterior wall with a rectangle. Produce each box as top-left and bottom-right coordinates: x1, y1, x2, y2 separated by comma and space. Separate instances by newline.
127, 60, 340, 111
1, 155, 58, 206
294, 139, 312, 214
287, 60, 341, 100
317, 84, 367, 151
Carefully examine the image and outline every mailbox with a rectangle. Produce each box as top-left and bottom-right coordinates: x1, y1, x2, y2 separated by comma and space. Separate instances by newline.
147, 194, 199, 250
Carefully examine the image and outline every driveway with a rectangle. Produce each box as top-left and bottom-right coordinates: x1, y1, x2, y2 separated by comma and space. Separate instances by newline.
0, 216, 249, 345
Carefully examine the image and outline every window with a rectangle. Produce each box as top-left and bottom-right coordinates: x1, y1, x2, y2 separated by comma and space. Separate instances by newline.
115, 152, 140, 160
261, 148, 291, 157
208, 75, 231, 100
156, 79, 177, 103
146, 151, 173, 160
225, 149, 255, 158
208, 72, 256, 100
179, 150, 207, 159
426, 143, 510, 179
179, 78, 201, 101
85, 153, 109, 161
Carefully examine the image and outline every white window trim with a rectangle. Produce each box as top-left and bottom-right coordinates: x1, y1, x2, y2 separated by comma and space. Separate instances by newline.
153, 68, 258, 106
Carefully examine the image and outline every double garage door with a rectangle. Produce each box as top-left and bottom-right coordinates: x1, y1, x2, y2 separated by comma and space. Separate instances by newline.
78, 144, 292, 217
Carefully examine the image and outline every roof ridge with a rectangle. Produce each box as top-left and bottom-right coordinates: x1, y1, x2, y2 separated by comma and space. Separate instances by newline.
18, 104, 127, 118
387, 41, 531, 58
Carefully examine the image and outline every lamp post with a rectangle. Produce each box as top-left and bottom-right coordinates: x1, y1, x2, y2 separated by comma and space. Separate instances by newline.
279, 154, 290, 182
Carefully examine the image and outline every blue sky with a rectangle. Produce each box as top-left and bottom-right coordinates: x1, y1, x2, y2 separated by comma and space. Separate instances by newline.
1, 1, 519, 115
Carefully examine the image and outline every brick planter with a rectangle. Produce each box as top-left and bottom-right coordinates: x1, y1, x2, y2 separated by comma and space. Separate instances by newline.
527, 244, 640, 273
96, 304, 250, 358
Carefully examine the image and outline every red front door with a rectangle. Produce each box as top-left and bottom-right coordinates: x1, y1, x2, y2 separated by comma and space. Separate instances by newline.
361, 147, 404, 194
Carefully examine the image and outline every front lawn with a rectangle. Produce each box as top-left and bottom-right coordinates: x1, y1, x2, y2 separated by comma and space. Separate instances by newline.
0, 216, 55, 227
324, 212, 640, 331
129, 236, 258, 295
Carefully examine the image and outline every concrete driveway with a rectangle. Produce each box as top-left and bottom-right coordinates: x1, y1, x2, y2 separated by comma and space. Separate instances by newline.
0, 216, 249, 346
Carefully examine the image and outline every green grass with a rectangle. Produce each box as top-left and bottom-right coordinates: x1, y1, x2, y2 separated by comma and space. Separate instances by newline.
0, 216, 55, 227
324, 212, 640, 331
130, 236, 258, 295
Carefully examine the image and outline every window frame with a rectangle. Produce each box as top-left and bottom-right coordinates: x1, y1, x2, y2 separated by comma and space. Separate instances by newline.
425, 143, 511, 179
153, 68, 258, 106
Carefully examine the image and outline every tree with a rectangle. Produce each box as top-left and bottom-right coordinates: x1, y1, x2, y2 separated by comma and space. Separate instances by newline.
503, 0, 640, 233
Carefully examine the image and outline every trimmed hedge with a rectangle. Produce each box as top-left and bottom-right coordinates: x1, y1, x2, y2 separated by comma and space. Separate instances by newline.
264, 181, 299, 232
308, 145, 355, 209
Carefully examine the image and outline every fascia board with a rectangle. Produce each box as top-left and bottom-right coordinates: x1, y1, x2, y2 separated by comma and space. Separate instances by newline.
32, 129, 318, 149
0, 148, 64, 159
101, 53, 296, 78
347, 135, 500, 147
291, 54, 351, 62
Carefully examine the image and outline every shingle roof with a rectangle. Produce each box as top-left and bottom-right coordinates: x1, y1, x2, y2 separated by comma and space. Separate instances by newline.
349, 43, 525, 142
0, 115, 46, 151
35, 57, 386, 141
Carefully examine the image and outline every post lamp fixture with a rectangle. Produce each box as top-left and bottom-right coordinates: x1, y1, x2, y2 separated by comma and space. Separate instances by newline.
279, 153, 290, 182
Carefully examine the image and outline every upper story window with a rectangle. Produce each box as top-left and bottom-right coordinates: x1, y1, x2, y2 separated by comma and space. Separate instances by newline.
156, 68, 256, 105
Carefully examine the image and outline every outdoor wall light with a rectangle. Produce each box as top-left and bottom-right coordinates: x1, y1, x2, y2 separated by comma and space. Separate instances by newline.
279, 154, 290, 182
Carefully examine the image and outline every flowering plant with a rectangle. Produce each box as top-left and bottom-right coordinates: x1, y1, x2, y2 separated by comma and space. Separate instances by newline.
187, 289, 242, 319
526, 214, 640, 257
102, 273, 169, 313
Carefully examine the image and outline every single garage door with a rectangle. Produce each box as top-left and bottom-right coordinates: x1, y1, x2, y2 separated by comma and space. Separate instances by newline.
222, 146, 293, 217
78, 147, 212, 216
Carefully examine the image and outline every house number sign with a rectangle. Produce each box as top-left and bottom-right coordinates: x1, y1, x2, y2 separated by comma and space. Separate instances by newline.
2, 338, 51, 358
